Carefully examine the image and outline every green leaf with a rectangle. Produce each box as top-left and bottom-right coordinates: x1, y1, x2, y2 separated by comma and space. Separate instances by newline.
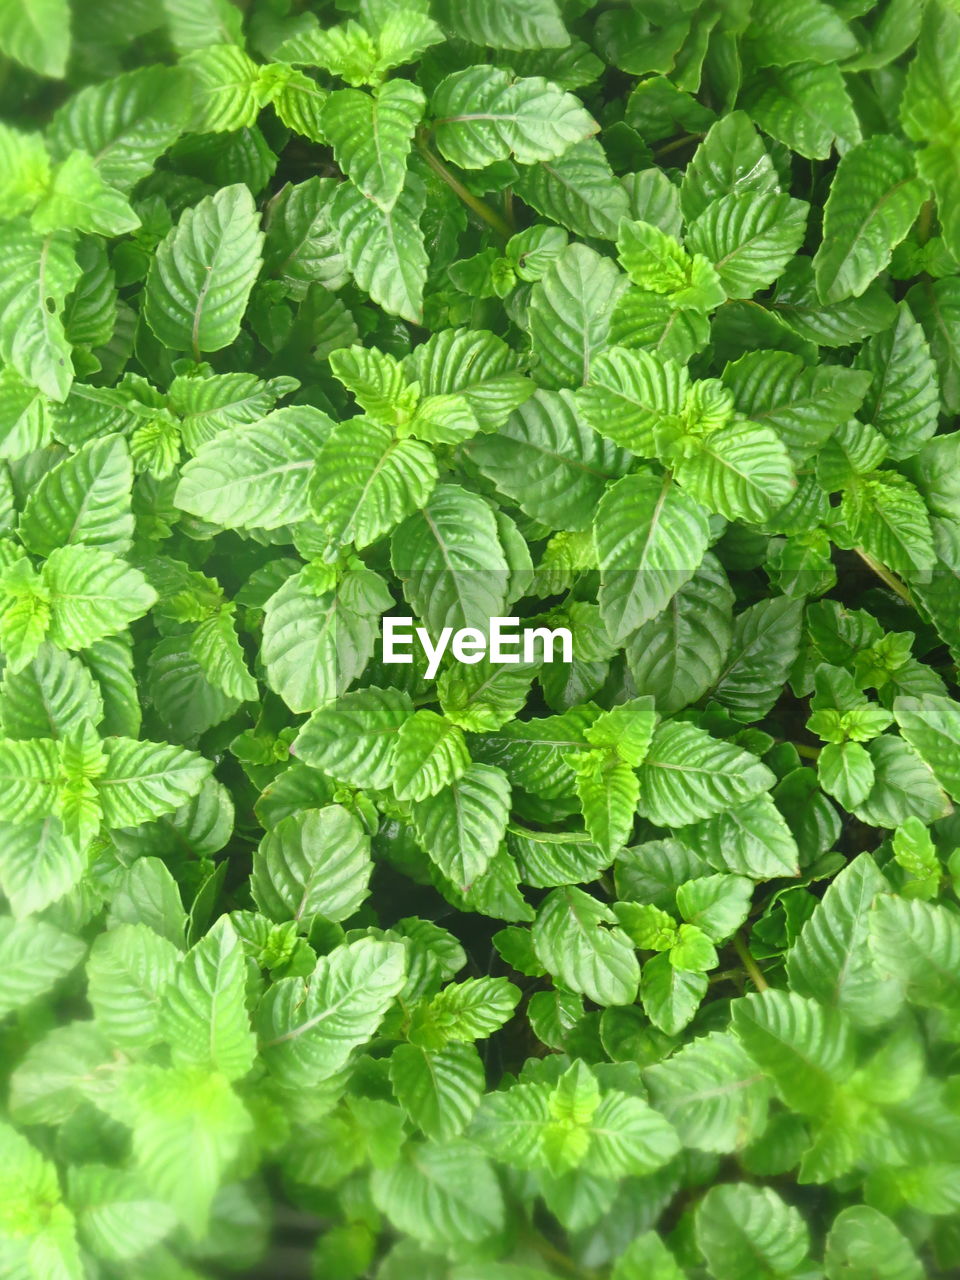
332, 172, 428, 323
681, 111, 780, 223
572, 749, 639, 855
433, 67, 596, 169
695, 1183, 809, 1280
514, 138, 631, 240
528, 243, 626, 388
673, 419, 796, 524
371, 1141, 504, 1249
852, 734, 949, 829
144, 184, 264, 356
576, 345, 688, 455
741, 63, 861, 161
322, 80, 424, 210
409, 976, 520, 1049
713, 596, 805, 723
403, 328, 532, 432
411, 763, 510, 886
824, 1206, 924, 1280
723, 349, 872, 461
86, 923, 179, 1048
854, 303, 939, 461
0, 0, 69, 76
258, 937, 406, 1087
676, 874, 752, 942
97, 736, 213, 828
731, 989, 853, 1115
159, 916, 256, 1080
434, 0, 569, 50
107, 1063, 251, 1237
641, 951, 707, 1034
469, 388, 627, 532
814, 137, 928, 304
786, 853, 903, 1028
42, 546, 156, 650
20, 435, 133, 556
0, 224, 79, 400
617, 220, 725, 312
646, 1030, 769, 1153
893, 693, 960, 801
612, 1233, 686, 1280
252, 805, 372, 925
0, 916, 84, 1017
391, 484, 508, 634
744, 0, 857, 66
183, 44, 260, 133
0, 816, 84, 917
312, 417, 437, 549
686, 191, 808, 298
595, 473, 711, 645
636, 720, 775, 827
68, 1165, 176, 1264
31, 152, 140, 236
844, 471, 936, 573
532, 886, 640, 1005
48, 66, 188, 192
470, 704, 599, 801
294, 687, 413, 789
261, 567, 387, 713
626, 554, 734, 716
390, 1042, 485, 1140
176, 405, 331, 530
392, 710, 471, 803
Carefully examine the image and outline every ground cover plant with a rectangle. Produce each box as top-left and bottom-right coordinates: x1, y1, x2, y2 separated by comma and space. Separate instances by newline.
2, 0, 960, 1276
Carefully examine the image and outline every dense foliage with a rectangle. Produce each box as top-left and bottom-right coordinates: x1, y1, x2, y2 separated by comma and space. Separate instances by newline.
2, 0, 960, 1276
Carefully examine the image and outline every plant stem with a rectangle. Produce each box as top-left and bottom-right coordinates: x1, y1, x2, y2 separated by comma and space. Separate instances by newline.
416, 134, 513, 239
854, 547, 914, 607
794, 741, 820, 761
733, 932, 769, 992
654, 132, 705, 158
